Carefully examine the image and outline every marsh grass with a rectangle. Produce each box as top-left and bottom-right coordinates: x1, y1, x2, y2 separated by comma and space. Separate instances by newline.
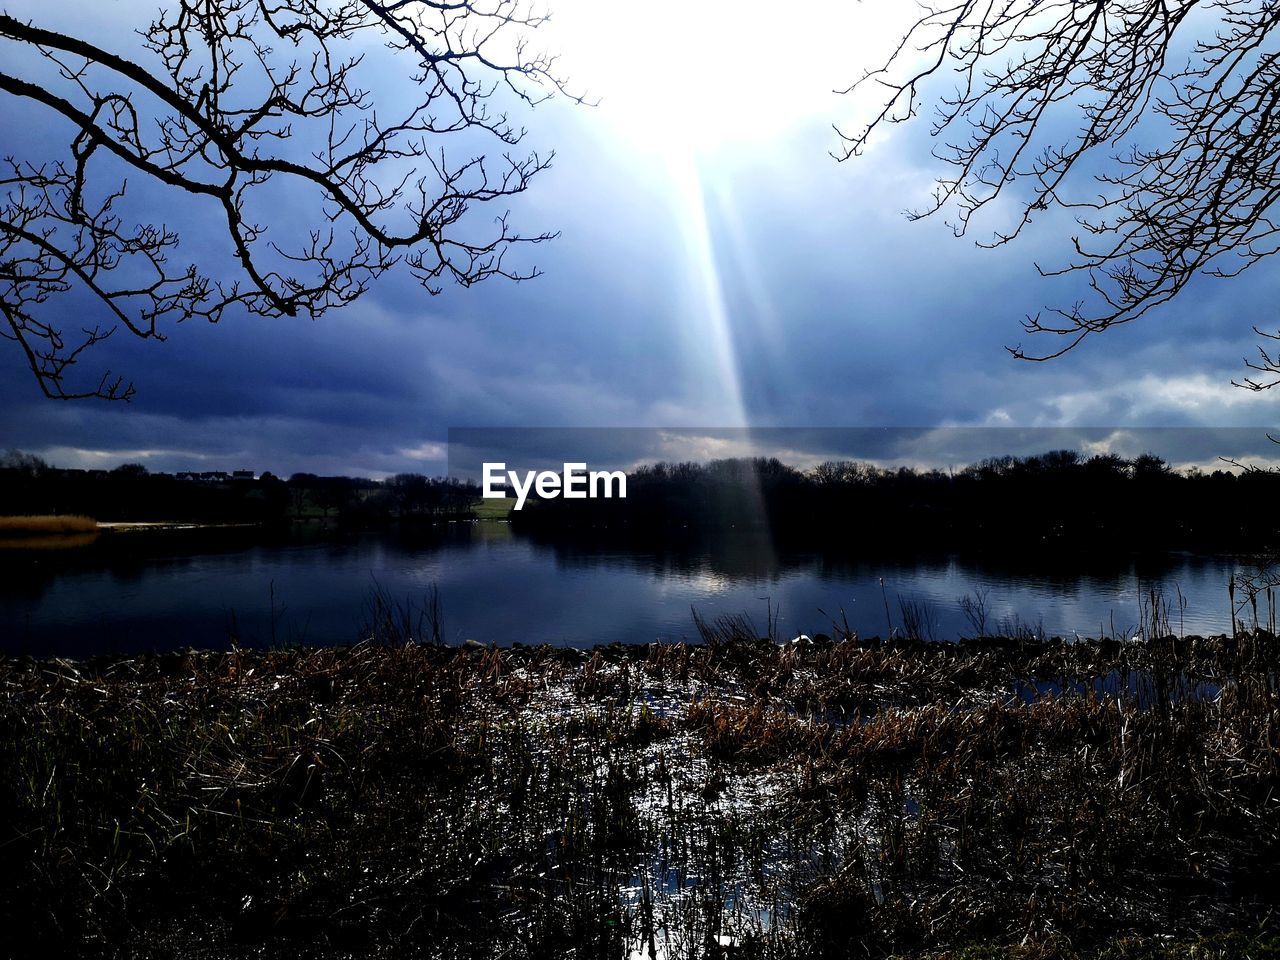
2, 632, 1278, 959
0, 514, 97, 534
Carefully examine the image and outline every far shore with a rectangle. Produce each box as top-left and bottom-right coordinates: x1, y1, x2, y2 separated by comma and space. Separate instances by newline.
0, 515, 269, 548
0, 516, 271, 533
95, 520, 261, 531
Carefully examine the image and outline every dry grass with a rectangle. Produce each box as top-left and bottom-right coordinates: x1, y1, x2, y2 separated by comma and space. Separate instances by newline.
1, 635, 1278, 959
0, 514, 97, 534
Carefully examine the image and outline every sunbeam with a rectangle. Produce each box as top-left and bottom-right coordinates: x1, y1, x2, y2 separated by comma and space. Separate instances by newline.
546, 0, 900, 425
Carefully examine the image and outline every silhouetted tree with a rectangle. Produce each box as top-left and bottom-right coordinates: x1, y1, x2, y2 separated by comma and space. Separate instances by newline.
312, 479, 350, 520
0, 1, 579, 399
287, 473, 318, 518
842, 1, 1280, 379
0, 449, 47, 475
1133, 452, 1171, 478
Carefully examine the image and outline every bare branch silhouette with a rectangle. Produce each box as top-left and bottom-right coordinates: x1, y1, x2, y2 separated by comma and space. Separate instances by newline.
840, 0, 1280, 377
0, 0, 579, 399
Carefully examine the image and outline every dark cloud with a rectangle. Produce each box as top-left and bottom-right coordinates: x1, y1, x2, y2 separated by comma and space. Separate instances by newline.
3, 4, 1279, 477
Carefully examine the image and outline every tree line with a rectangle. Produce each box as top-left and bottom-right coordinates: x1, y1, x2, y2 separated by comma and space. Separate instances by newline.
0, 452, 477, 525
7, 448, 1280, 550
512, 450, 1280, 551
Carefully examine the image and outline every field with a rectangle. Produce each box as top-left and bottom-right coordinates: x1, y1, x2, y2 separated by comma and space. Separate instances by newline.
471, 495, 515, 520
2, 629, 1278, 959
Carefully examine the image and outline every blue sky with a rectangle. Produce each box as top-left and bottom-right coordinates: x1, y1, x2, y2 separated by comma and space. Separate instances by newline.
2, 0, 1279, 476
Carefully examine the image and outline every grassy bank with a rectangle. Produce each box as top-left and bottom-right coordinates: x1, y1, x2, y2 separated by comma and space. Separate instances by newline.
2, 633, 1278, 958
471, 495, 515, 520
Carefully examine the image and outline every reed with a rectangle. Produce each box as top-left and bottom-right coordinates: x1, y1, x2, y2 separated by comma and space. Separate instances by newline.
1, 631, 1277, 958
0, 514, 97, 534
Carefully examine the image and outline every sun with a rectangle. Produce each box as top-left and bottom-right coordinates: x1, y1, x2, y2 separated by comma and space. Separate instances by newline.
547, 0, 896, 156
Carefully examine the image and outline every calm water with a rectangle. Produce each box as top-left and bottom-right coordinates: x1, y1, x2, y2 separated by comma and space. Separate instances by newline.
0, 522, 1253, 655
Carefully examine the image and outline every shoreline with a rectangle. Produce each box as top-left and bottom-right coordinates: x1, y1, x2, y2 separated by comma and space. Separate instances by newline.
96, 520, 262, 532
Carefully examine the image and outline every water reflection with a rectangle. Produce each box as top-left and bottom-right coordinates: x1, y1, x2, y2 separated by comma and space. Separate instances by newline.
0, 522, 1247, 655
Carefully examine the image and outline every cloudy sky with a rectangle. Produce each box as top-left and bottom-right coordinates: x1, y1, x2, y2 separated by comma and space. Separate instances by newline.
2, 0, 1279, 477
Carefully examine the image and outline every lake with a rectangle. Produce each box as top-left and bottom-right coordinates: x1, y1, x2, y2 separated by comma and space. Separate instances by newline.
0, 521, 1254, 655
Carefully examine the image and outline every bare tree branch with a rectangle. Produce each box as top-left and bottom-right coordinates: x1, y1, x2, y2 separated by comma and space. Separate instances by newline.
0, 0, 578, 399
841, 0, 1280, 380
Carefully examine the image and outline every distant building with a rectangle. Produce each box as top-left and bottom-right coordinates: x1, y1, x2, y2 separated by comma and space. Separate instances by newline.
176, 470, 239, 483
